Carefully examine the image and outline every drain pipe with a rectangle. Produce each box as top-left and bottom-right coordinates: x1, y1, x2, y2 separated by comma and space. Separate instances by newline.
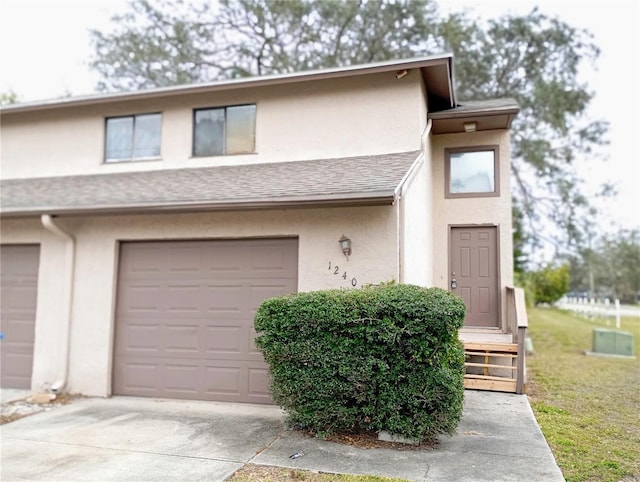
41, 214, 75, 394
393, 119, 432, 283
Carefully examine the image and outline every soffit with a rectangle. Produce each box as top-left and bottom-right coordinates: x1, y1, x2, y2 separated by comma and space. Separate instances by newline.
428, 98, 520, 134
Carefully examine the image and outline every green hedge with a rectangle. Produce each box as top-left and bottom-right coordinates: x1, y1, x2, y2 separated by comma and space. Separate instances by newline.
254, 283, 466, 442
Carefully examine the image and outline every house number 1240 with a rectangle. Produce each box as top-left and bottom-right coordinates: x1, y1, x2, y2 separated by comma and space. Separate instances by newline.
328, 261, 357, 287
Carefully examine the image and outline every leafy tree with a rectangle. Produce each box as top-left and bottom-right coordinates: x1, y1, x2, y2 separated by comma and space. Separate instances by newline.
89, 0, 609, 257
529, 263, 570, 305
567, 229, 640, 304
90, 0, 440, 90
437, 10, 609, 255
0, 90, 19, 106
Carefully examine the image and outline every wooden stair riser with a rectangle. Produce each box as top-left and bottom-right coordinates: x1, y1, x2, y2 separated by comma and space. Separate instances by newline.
463, 342, 522, 394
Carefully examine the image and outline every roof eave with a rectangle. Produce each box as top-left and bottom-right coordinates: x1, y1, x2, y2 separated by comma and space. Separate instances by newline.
0, 192, 397, 218
428, 103, 520, 134
0, 54, 454, 115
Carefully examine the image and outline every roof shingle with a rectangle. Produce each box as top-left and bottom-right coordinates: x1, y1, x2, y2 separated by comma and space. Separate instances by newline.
1, 151, 420, 216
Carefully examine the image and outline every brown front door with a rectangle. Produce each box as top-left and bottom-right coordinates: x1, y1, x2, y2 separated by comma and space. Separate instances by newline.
0, 245, 40, 388
450, 226, 499, 327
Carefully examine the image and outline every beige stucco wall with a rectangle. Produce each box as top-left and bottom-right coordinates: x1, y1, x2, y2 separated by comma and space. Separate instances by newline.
0, 219, 70, 389
399, 156, 432, 286
0, 205, 398, 395
0, 72, 425, 179
429, 130, 514, 329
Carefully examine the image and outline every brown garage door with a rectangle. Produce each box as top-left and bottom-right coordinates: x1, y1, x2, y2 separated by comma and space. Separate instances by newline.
1, 245, 40, 389
113, 238, 297, 404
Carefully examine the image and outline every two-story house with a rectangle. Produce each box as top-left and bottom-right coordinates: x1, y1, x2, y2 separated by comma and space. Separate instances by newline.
0, 54, 526, 403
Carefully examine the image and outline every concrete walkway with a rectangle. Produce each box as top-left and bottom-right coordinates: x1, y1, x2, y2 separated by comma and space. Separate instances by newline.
1, 390, 564, 481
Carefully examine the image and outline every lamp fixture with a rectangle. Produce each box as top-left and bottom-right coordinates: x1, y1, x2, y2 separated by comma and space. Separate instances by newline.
339, 235, 352, 259
395, 69, 409, 79
463, 121, 477, 132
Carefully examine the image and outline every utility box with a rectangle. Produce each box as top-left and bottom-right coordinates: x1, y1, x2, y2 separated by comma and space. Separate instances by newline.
593, 329, 634, 357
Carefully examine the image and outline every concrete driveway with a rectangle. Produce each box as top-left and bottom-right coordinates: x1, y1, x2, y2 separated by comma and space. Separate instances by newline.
1, 392, 564, 481
1, 397, 285, 481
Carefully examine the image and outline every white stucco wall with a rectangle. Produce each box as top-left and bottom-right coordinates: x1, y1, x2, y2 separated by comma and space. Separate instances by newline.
399, 122, 435, 286
0, 219, 70, 389
0, 72, 425, 179
429, 130, 514, 329
399, 157, 432, 286
0, 205, 398, 396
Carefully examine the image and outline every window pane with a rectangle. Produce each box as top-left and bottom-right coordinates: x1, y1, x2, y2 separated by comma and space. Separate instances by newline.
226, 105, 256, 154
450, 151, 495, 193
194, 108, 224, 156
133, 113, 161, 158
105, 117, 133, 161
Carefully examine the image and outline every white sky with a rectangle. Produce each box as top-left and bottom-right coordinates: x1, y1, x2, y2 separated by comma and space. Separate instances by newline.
0, 0, 638, 235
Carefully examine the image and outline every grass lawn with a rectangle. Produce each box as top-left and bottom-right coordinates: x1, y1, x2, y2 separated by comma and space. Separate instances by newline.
527, 307, 640, 482
229, 464, 406, 481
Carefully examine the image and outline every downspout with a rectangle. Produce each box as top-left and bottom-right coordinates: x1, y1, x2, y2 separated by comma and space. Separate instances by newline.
393, 119, 432, 283
41, 214, 75, 393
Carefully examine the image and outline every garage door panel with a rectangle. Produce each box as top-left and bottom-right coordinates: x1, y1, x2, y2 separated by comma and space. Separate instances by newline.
165, 323, 201, 354
114, 238, 297, 403
127, 247, 165, 274
248, 282, 297, 311
120, 322, 160, 353
249, 244, 297, 273
1, 285, 39, 311
165, 284, 204, 313
165, 363, 202, 394
166, 247, 203, 273
119, 284, 163, 313
117, 362, 160, 393
1, 317, 37, 344
248, 366, 271, 399
1, 245, 39, 389
204, 364, 243, 396
205, 245, 246, 273
205, 283, 246, 312
204, 325, 243, 354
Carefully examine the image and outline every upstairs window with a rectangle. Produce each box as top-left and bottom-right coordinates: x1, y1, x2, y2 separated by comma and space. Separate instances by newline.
445, 146, 500, 198
193, 104, 256, 157
105, 113, 161, 162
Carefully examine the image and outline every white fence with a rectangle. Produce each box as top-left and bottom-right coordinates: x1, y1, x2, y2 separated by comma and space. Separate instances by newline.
555, 297, 640, 328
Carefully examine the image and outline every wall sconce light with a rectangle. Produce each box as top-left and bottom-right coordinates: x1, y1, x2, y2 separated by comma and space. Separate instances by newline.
395, 69, 409, 79
463, 121, 477, 132
339, 235, 352, 259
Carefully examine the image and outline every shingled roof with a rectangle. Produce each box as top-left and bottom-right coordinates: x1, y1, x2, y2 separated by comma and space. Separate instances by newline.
0, 151, 421, 217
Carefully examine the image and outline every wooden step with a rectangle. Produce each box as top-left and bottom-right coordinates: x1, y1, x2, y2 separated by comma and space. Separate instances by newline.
459, 330, 513, 344
463, 341, 520, 394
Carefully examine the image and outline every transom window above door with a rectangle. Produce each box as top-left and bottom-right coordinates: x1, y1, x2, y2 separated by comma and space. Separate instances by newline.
193, 104, 256, 157
105, 113, 161, 162
445, 146, 500, 198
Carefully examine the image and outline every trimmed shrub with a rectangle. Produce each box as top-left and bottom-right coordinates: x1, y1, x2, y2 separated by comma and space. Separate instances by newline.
254, 283, 466, 442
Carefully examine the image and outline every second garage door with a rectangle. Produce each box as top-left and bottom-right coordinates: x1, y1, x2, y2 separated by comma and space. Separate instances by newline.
0, 245, 40, 389
113, 238, 298, 404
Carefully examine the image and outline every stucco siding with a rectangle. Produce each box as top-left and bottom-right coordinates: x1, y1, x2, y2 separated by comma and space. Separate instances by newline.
400, 157, 432, 286
0, 219, 69, 389
0, 206, 398, 395
430, 130, 514, 329
1, 72, 425, 179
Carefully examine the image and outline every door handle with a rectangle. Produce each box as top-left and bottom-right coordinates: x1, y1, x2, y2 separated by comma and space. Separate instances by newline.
451, 278, 457, 289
